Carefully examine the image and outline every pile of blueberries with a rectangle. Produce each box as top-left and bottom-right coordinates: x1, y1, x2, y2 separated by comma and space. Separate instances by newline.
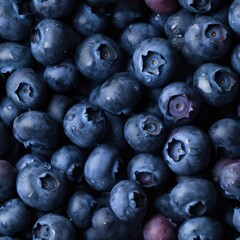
1, 0, 240, 239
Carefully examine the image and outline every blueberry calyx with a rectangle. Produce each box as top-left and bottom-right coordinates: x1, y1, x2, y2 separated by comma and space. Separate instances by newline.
15, 0, 30, 16
187, 201, 207, 216
84, 107, 102, 124
130, 192, 146, 209
168, 94, 193, 120
142, 51, 165, 76
15, 82, 33, 103
97, 44, 117, 60
30, 28, 41, 44
67, 164, 83, 183
214, 70, 233, 92
141, 117, 161, 136
135, 172, 156, 188
39, 173, 60, 192
33, 223, 49, 239
205, 24, 228, 44
190, 0, 211, 12
167, 138, 186, 161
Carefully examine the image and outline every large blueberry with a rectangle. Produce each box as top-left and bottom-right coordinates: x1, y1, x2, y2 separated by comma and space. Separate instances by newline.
75, 34, 122, 83
63, 101, 108, 148
163, 125, 211, 176
228, 0, 240, 36
133, 37, 179, 88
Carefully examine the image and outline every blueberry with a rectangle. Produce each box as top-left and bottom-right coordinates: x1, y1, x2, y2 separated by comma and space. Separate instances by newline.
208, 118, 240, 159
75, 34, 122, 83
127, 153, 171, 189
90, 207, 130, 239
16, 163, 67, 211
133, 37, 179, 88
184, 15, 231, 63
0, 0, 32, 41
0, 42, 33, 75
32, 0, 75, 18
50, 145, 85, 184
144, 0, 179, 15
193, 62, 239, 107
231, 43, 240, 75
120, 22, 160, 56
213, 158, 240, 200
228, 0, 240, 36
109, 180, 147, 223
43, 58, 79, 93
163, 125, 211, 176
6, 68, 47, 110
143, 214, 177, 240
0, 160, 17, 203
169, 177, 218, 219
32, 213, 76, 240
178, 0, 222, 13
67, 191, 96, 229
13, 111, 60, 156
158, 82, 202, 125
0, 97, 22, 128
84, 144, 122, 191
0, 198, 31, 236
124, 112, 167, 152
178, 216, 223, 240
95, 72, 142, 115
72, 3, 110, 36
63, 101, 108, 148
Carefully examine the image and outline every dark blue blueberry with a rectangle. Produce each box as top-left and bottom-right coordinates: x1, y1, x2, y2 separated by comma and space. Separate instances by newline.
208, 118, 240, 159
213, 159, 240, 200
178, 216, 223, 240
6, 68, 47, 110
94, 72, 142, 115
84, 144, 122, 191
0, 160, 17, 202
127, 153, 171, 189
0, 97, 22, 128
0, 42, 33, 75
169, 177, 218, 219
184, 15, 231, 63
46, 94, 74, 124
132, 37, 179, 88
43, 58, 79, 93
63, 101, 108, 148
32, 213, 76, 240
67, 191, 96, 229
233, 207, 240, 233
158, 82, 202, 125
228, 0, 240, 36
32, 0, 75, 18
13, 111, 60, 156
124, 112, 167, 152
193, 62, 239, 107
30, 19, 72, 66
112, 0, 147, 30
164, 9, 194, 52
143, 214, 177, 240
75, 34, 122, 84
91, 207, 130, 240
15, 153, 46, 172
163, 125, 211, 176
231, 43, 240, 75
16, 163, 67, 211
178, 0, 222, 13
0, 198, 31, 236
120, 22, 160, 56
72, 3, 110, 36
109, 180, 147, 223
0, 0, 32, 41
50, 145, 84, 184
0, 121, 11, 155
149, 12, 169, 33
